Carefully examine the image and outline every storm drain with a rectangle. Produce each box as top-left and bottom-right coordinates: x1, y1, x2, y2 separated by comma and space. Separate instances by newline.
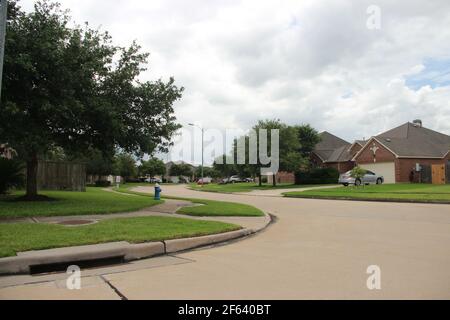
29, 255, 125, 275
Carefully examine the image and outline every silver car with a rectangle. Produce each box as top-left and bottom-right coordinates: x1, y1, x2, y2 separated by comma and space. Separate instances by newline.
339, 170, 384, 186
222, 175, 243, 184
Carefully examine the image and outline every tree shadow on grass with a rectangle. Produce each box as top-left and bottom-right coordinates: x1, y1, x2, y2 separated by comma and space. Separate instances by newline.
1, 194, 59, 202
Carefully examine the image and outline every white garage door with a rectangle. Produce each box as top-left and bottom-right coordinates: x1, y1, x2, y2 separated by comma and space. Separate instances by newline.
360, 162, 396, 184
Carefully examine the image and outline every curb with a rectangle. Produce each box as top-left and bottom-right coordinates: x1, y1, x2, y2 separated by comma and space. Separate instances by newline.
0, 214, 272, 275
165, 228, 253, 253
283, 194, 450, 205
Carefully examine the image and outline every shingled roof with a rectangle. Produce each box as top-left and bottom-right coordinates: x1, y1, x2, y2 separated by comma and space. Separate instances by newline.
375, 122, 450, 158
313, 132, 352, 162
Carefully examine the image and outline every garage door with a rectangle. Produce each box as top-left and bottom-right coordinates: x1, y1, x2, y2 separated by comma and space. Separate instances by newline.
360, 162, 396, 184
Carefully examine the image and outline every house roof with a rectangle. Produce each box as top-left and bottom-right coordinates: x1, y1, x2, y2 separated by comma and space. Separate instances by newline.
354, 140, 368, 146
165, 161, 197, 169
374, 122, 450, 158
313, 131, 352, 162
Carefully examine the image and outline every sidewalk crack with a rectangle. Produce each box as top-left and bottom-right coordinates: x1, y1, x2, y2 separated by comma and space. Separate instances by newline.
100, 275, 128, 300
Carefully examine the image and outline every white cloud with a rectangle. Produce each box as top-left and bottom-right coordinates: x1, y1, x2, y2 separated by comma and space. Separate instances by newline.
19, 0, 450, 164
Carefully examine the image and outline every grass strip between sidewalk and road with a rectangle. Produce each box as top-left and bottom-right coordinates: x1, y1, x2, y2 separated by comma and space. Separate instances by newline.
0, 187, 163, 219
189, 182, 328, 193
283, 184, 450, 203
114, 184, 265, 217
0, 216, 241, 258
175, 198, 264, 217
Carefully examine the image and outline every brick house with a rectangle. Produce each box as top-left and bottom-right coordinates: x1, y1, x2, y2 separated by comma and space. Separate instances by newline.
311, 132, 364, 173
352, 120, 450, 184
268, 132, 366, 184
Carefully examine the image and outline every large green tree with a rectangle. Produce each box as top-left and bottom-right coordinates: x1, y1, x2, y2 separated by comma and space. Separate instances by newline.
113, 153, 137, 182
232, 120, 317, 186
0, 1, 183, 198
295, 124, 321, 165
213, 155, 237, 180
139, 157, 166, 178
169, 163, 193, 177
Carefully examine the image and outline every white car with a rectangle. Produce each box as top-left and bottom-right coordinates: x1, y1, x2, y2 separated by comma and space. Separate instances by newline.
145, 177, 162, 183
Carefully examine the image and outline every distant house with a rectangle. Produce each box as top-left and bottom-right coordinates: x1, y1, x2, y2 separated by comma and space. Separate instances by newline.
311, 132, 362, 173
164, 160, 196, 183
353, 120, 450, 184
267, 132, 364, 184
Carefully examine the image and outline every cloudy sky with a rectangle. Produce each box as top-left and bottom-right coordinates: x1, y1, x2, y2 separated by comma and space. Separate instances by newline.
20, 0, 450, 164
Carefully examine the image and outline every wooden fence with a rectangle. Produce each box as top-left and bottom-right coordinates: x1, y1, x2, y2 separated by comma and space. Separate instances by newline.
447, 161, 450, 183
37, 161, 86, 191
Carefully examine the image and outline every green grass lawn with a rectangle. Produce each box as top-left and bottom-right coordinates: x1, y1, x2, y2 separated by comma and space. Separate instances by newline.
176, 198, 265, 217
0, 187, 163, 219
189, 182, 327, 193
115, 184, 265, 217
0, 216, 240, 257
283, 184, 450, 203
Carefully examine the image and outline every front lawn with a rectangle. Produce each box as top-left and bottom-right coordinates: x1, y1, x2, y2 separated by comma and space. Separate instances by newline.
283, 184, 450, 203
0, 216, 240, 257
0, 187, 163, 219
189, 182, 326, 193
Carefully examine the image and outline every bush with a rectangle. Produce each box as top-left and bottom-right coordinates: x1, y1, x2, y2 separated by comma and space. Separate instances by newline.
295, 167, 339, 184
0, 158, 25, 194
94, 180, 111, 187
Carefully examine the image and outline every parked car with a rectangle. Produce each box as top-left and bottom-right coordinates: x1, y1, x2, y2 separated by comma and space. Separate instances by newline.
243, 177, 254, 182
145, 177, 162, 183
222, 175, 243, 184
197, 177, 212, 185
339, 170, 384, 186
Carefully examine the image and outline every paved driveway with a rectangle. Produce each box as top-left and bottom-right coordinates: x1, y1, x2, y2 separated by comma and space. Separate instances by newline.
1, 184, 449, 299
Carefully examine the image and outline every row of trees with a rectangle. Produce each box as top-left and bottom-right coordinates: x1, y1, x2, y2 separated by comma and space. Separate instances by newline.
0, 1, 183, 198
212, 119, 321, 186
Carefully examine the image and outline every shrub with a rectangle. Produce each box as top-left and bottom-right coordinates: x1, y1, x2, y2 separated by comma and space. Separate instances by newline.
94, 180, 111, 187
0, 158, 25, 194
350, 166, 367, 187
295, 167, 339, 184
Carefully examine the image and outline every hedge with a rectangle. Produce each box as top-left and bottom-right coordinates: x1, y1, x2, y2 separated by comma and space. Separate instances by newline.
295, 167, 339, 184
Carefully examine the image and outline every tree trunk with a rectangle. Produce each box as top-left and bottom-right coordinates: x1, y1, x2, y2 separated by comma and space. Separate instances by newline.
258, 173, 262, 186
26, 152, 39, 199
272, 173, 277, 187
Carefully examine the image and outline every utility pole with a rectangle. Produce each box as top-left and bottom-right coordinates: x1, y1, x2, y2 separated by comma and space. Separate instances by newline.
0, 0, 7, 102
201, 126, 204, 183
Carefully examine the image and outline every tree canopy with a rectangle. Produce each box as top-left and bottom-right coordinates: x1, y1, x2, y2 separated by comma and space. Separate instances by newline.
214, 120, 321, 186
0, 1, 183, 198
113, 153, 137, 181
169, 163, 193, 177
139, 157, 166, 177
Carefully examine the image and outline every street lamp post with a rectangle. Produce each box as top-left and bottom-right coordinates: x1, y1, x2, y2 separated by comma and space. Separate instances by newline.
188, 123, 204, 185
